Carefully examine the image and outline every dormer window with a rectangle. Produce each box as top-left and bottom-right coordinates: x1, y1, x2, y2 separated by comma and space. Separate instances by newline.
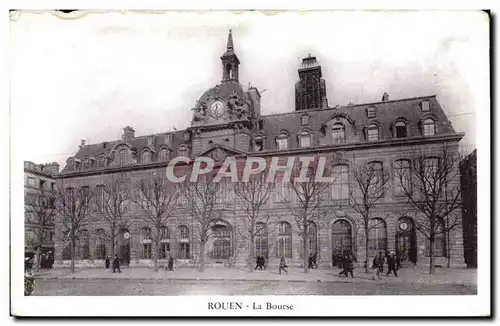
367, 107, 376, 118
258, 120, 264, 130
301, 115, 309, 126
98, 155, 106, 168
395, 121, 408, 138
147, 136, 155, 146
276, 132, 289, 150
141, 151, 151, 164
299, 132, 311, 148
178, 145, 189, 157
367, 124, 379, 141
332, 123, 345, 144
423, 118, 435, 136
83, 158, 91, 170
119, 149, 127, 165
421, 101, 430, 112
165, 133, 173, 144
159, 148, 169, 161
254, 136, 263, 152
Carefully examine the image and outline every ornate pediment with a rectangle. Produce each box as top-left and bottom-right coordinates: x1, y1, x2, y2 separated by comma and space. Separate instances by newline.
195, 144, 247, 162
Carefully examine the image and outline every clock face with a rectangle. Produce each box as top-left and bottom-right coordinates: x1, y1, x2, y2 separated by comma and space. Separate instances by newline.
210, 100, 225, 118
399, 222, 408, 231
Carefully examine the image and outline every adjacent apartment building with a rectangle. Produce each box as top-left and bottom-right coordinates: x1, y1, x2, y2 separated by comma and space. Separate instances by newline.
53, 31, 466, 269
24, 161, 59, 258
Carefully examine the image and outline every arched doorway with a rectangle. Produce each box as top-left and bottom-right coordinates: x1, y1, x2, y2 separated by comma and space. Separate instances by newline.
332, 219, 353, 267
209, 222, 233, 264
118, 228, 131, 266
396, 217, 417, 265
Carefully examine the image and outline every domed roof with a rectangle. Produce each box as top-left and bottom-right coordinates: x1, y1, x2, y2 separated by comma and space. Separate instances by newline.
196, 80, 246, 108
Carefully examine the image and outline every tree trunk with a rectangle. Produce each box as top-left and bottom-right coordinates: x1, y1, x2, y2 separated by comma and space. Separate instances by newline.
303, 232, 309, 274
446, 230, 451, 269
429, 236, 435, 275
110, 233, 115, 270
199, 241, 205, 272
249, 236, 255, 273
70, 238, 75, 273
34, 246, 41, 272
364, 230, 369, 273
153, 237, 160, 272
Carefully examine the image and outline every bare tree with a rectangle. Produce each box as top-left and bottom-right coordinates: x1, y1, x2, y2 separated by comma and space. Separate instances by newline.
348, 161, 390, 273
25, 191, 57, 271
395, 146, 462, 274
54, 185, 95, 273
233, 173, 274, 272
133, 176, 181, 272
99, 173, 133, 269
282, 156, 333, 273
180, 178, 225, 272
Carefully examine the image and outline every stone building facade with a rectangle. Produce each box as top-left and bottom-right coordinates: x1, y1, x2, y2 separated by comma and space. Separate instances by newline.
24, 161, 59, 256
53, 31, 466, 269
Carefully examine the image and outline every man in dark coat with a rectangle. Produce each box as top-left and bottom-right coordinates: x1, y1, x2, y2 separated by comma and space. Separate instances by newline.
377, 251, 385, 273
308, 253, 314, 269
105, 256, 110, 269
168, 255, 174, 271
112, 255, 121, 273
260, 255, 266, 270
386, 252, 398, 277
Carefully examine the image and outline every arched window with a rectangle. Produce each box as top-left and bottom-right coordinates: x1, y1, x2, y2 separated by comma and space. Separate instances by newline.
332, 220, 353, 258
177, 225, 190, 259
299, 132, 311, 148
367, 124, 379, 141
119, 149, 127, 165
427, 219, 446, 257
332, 123, 345, 144
95, 229, 106, 260
254, 136, 264, 152
160, 226, 170, 259
303, 222, 318, 257
423, 119, 435, 136
141, 227, 152, 259
211, 225, 231, 259
255, 222, 268, 258
83, 158, 91, 170
395, 121, 407, 138
79, 229, 90, 259
278, 222, 292, 258
276, 132, 289, 150
368, 218, 387, 255
159, 148, 169, 161
141, 151, 151, 164
332, 165, 349, 200
394, 159, 411, 196
98, 155, 106, 168
178, 145, 189, 157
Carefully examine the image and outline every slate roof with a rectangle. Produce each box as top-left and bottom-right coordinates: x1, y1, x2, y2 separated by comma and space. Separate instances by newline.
61, 94, 457, 174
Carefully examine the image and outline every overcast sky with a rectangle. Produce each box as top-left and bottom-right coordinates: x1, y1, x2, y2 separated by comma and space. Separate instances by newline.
11, 11, 487, 168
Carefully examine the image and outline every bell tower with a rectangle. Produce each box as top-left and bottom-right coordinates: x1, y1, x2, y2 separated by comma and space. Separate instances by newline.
221, 30, 240, 83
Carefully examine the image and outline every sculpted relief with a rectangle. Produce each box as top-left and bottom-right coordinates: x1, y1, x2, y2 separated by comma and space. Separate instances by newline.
192, 87, 251, 125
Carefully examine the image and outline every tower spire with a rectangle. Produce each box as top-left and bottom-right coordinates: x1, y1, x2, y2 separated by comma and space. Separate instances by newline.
227, 29, 234, 52
221, 29, 240, 83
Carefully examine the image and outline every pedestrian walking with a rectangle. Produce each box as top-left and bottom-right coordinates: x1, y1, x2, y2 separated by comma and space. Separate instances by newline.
377, 251, 385, 273
345, 254, 355, 278
338, 255, 347, 276
372, 256, 381, 280
386, 252, 398, 277
112, 255, 121, 273
396, 253, 402, 270
312, 253, 318, 269
260, 255, 266, 270
254, 255, 261, 270
308, 253, 314, 269
279, 256, 288, 275
105, 256, 110, 269
168, 254, 174, 271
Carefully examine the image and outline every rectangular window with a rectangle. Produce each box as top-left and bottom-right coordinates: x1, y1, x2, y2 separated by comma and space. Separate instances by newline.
421, 101, 430, 112
367, 128, 379, 141
27, 177, 35, 187
276, 138, 288, 150
39, 180, 46, 190
274, 183, 289, 203
332, 165, 349, 200
300, 136, 311, 148
394, 160, 411, 196
178, 243, 190, 259
96, 185, 104, 211
367, 107, 376, 118
142, 244, 152, 259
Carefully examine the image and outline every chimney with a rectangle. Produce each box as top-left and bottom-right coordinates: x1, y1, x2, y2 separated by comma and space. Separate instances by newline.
382, 92, 389, 102
80, 139, 86, 148
123, 126, 135, 141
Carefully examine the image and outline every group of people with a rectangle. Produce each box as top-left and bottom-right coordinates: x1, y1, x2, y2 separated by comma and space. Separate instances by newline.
338, 254, 356, 278
105, 254, 176, 272
371, 251, 400, 280
254, 254, 266, 270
